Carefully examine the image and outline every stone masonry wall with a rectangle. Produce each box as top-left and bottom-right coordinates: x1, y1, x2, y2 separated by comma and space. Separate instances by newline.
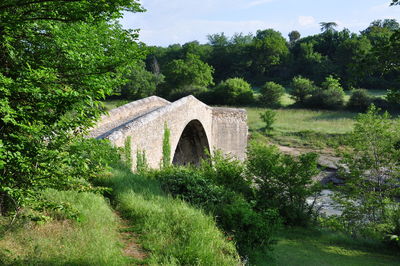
90, 96, 248, 170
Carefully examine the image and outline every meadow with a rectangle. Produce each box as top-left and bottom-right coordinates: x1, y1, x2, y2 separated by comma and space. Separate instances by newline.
252, 228, 400, 266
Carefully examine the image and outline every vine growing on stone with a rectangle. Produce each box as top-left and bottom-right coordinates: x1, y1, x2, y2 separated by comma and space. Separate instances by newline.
162, 122, 171, 168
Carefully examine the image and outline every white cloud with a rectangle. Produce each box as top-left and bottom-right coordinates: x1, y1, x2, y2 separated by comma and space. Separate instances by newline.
298, 16, 316, 27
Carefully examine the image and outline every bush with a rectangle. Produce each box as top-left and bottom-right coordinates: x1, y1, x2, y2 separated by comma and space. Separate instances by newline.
155, 165, 280, 255
200, 151, 253, 199
290, 76, 315, 103
305, 76, 345, 110
335, 105, 400, 244
347, 89, 372, 111
259, 81, 285, 107
212, 78, 254, 105
246, 142, 320, 226
259, 109, 276, 134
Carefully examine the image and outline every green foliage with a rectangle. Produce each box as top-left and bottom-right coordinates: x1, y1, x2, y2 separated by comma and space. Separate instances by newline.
162, 53, 214, 98
100, 162, 241, 265
347, 89, 372, 111
247, 142, 320, 226
336, 105, 400, 241
306, 76, 346, 109
259, 109, 277, 133
259, 81, 285, 107
0, 189, 128, 265
155, 166, 281, 255
320, 22, 338, 32
124, 136, 132, 169
148, 17, 400, 99
162, 123, 171, 168
252, 227, 400, 265
200, 151, 253, 199
0, 1, 145, 213
0, 140, 4, 170
290, 76, 315, 103
288, 31, 301, 45
119, 62, 164, 100
252, 29, 289, 76
136, 150, 148, 173
211, 77, 254, 105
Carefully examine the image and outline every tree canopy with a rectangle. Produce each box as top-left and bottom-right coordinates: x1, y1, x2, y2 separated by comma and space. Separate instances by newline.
0, 0, 145, 212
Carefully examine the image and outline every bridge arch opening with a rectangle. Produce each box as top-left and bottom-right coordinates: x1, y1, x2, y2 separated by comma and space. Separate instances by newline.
172, 120, 210, 166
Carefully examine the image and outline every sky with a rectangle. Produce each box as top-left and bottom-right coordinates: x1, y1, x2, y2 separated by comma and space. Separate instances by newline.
120, 0, 400, 46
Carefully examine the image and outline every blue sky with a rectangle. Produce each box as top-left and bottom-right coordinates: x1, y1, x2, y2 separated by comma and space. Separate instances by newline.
120, 0, 400, 46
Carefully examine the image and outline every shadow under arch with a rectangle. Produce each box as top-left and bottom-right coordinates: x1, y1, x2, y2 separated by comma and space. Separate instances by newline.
172, 119, 210, 166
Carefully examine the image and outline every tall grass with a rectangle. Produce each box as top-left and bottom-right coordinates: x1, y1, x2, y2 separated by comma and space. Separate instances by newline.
99, 163, 241, 265
0, 190, 127, 265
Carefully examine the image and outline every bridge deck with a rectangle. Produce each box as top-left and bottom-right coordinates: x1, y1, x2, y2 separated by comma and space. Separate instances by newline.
89, 96, 170, 139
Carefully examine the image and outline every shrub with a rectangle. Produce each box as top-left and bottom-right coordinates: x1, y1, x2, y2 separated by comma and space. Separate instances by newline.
335, 105, 400, 243
155, 165, 280, 255
246, 142, 320, 226
214, 196, 281, 254
200, 151, 253, 199
290, 76, 315, 103
212, 78, 254, 105
162, 123, 171, 168
305, 76, 345, 110
156, 167, 225, 209
259, 109, 277, 134
259, 81, 285, 107
347, 89, 372, 111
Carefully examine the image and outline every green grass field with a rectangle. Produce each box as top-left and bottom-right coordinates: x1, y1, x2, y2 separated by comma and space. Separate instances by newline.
251, 227, 400, 266
246, 107, 356, 149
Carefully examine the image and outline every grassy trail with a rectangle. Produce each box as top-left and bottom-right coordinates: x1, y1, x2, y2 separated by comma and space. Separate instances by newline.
98, 163, 241, 265
0, 190, 131, 265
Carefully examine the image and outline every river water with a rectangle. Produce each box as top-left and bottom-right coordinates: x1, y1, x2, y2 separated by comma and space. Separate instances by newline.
307, 189, 343, 216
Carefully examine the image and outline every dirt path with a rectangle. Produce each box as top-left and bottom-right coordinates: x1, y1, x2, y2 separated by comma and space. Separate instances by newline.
115, 212, 147, 264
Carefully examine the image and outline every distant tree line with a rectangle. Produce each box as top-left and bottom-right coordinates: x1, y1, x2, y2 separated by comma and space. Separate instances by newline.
117, 18, 400, 109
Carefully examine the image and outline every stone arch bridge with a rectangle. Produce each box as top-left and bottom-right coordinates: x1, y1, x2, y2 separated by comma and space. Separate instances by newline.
89, 96, 248, 170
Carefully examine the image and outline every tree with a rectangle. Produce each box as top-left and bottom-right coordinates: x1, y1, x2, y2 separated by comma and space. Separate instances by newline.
0, 0, 144, 213
259, 81, 285, 107
336, 105, 400, 239
251, 29, 289, 76
288, 30, 301, 45
347, 89, 372, 111
119, 62, 164, 100
320, 22, 338, 33
247, 142, 319, 226
392, 0, 399, 5
290, 76, 315, 103
305, 76, 345, 109
212, 78, 254, 105
162, 53, 214, 98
